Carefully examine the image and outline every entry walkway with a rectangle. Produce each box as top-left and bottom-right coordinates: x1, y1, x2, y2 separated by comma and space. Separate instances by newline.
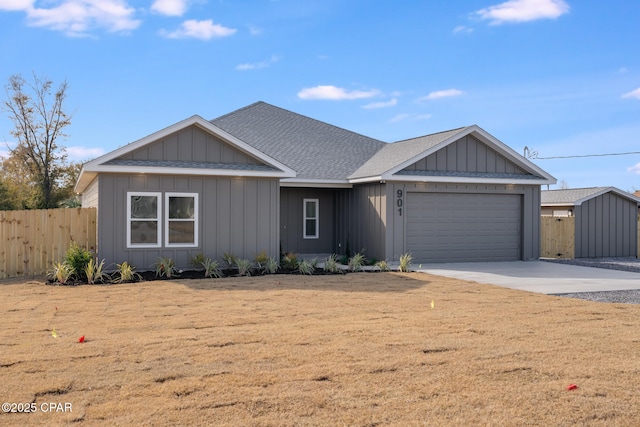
417, 261, 640, 294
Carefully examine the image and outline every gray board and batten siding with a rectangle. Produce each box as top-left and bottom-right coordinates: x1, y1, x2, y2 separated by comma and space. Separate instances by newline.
574, 191, 638, 258
90, 124, 281, 270
279, 184, 387, 260
381, 132, 543, 263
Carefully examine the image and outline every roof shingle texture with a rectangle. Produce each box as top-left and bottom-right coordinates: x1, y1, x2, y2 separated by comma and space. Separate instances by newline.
105, 159, 278, 172
541, 187, 611, 204
349, 128, 468, 179
211, 102, 386, 180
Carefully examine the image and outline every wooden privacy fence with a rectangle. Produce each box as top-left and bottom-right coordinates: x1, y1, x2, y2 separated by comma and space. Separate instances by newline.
0, 208, 97, 279
541, 215, 640, 259
540, 216, 575, 258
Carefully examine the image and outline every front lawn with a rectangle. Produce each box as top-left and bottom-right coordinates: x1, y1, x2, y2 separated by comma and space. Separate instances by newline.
1, 273, 638, 426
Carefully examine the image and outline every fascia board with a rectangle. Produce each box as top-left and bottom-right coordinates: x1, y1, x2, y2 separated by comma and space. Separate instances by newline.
74, 168, 94, 193
541, 202, 577, 207
348, 176, 384, 184
381, 175, 554, 185
79, 115, 296, 177
84, 165, 292, 178
468, 125, 556, 182
380, 128, 468, 177
280, 178, 353, 188
572, 187, 640, 206
378, 125, 556, 184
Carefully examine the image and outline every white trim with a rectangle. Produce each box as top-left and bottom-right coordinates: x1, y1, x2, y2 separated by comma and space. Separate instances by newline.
303, 198, 319, 239
373, 125, 556, 185
75, 116, 296, 193
127, 192, 162, 248
281, 179, 352, 188
165, 193, 199, 248
351, 174, 551, 185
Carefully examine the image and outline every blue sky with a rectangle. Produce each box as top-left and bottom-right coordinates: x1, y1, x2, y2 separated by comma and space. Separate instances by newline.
1, 0, 640, 191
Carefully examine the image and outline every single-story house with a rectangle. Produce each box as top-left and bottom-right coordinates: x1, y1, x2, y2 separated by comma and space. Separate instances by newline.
75, 101, 556, 270
541, 187, 640, 258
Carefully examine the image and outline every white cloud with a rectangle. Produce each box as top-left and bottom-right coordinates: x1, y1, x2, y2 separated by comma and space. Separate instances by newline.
161, 19, 237, 40
420, 89, 465, 100
297, 85, 379, 100
151, 0, 188, 16
453, 25, 473, 34
248, 25, 262, 35
66, 146, 104, 160
236, 55, 281, 71
475, 0, 569, 25
24, 0, 140, 36
390, 113, 431, 123
621, 88, 640, 100
362, 98, 397, 109
628, 163, 640, 175
0, 0, 32, 11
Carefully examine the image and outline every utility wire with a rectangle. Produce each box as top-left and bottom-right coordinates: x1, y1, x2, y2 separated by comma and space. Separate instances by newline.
530, 151, 640, 160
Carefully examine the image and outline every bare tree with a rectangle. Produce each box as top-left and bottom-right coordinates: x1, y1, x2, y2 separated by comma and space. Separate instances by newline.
2, 73, 72, 208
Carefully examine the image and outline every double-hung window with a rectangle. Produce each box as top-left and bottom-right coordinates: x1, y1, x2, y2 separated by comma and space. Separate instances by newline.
126, 192, 198, 248
165, 193, 198, 247
127, 192, 161, 247
303, 198, 319, 239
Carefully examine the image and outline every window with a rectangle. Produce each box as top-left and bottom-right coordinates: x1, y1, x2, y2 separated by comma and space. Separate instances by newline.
165, 193, 198, 247
127, 192, 161, 248
303, 198, 319, 239
126, 192, 198, 248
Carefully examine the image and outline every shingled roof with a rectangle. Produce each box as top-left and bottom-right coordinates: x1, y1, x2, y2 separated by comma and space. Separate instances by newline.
349, 127, 468, 180
541, 187, 640, 205
211, 102, 385, 181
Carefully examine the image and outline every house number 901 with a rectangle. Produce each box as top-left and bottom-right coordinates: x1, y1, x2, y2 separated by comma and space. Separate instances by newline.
397, 189, 403, 216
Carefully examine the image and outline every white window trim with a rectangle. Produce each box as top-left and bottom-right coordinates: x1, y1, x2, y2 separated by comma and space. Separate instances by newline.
165, 192, 199, 248
303, 198, 319, 239
127, 192, 162, 248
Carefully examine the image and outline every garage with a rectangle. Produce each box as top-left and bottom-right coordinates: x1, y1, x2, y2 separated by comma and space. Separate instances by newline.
406, 193, 522, 262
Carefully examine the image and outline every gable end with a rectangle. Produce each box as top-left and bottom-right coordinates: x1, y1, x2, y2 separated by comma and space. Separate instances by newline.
402, 134, 528, 175
117, 125, 264, 167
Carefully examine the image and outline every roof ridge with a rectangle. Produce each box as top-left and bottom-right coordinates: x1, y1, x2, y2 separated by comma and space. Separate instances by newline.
209, 101, 266, 122
212, 101, 385, 145
393, 126, 469, 144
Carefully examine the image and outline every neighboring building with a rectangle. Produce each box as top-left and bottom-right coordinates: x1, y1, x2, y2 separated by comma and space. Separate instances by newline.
75, 102, 556, 270
541, 187, 640, 258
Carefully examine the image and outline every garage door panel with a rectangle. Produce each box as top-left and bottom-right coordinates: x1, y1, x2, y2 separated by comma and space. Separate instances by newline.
406, 193, 521, 262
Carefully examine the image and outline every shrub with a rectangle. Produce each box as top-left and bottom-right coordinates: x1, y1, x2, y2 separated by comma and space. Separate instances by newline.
263, 257, 279, 275
190, 253, 207, 269
348, 252, 366, 272
201, 258, 223, 278
223, 252, 236, 268
374, 260, 391, 272
281, 252, 299, 270
84, 258, 109, 284
49, 261, 74, 284
65, 242, 92, 281
235, 258, 252, 276
297, 258, 317, 275
399, 252, 413, 272
113, 262, 141, 283
323, 254, 341, 273
155, 257, 177, 279
254, 251, 269, 268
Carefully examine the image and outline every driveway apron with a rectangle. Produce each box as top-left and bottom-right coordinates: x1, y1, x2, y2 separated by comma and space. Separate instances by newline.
417, 261, 640, 294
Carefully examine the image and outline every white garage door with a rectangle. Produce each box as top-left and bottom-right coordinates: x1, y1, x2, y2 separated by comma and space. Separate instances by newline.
406, 193, 522, 262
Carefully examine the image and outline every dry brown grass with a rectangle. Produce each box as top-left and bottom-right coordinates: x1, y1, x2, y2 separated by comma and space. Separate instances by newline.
0, 272, 638, 426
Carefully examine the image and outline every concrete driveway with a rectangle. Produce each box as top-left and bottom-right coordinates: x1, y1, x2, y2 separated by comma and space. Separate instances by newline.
418, 261, 640, 294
